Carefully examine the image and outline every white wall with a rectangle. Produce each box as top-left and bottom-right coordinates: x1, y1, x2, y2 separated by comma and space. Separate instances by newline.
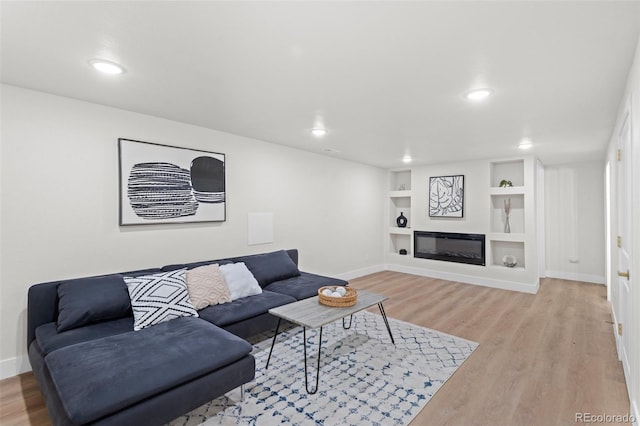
606, 33, 640, 425
0, 85, 387, 378
544, 161, 606, 284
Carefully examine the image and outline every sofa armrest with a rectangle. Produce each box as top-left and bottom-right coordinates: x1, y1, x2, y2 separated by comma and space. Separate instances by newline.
27, 282, 60, 349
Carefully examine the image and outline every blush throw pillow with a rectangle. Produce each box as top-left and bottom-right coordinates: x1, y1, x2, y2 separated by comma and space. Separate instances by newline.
185, 264, 232, 309
219, 263, 262, 301
124, 269, 198, 331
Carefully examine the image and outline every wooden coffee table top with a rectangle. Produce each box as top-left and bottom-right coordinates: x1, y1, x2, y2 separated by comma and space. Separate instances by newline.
268, 289, 388, 329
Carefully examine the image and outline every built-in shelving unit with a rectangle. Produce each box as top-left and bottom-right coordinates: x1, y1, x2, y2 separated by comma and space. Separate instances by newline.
384, 156, 538, 293
388, 169, 412, 256
488, 159, 527, 269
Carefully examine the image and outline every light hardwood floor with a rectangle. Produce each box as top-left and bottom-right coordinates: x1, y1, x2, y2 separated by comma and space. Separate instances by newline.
0, 272, 630, 426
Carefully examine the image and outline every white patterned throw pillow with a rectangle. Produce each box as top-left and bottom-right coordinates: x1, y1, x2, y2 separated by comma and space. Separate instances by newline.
124, 269, 198, 331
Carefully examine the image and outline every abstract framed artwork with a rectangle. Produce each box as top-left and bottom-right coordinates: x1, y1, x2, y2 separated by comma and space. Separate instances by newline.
119, 138, 226, 225
429, 175, 464, 218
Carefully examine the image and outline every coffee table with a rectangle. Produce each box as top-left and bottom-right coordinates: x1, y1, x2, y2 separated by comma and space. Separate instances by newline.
265, 289, 395, 394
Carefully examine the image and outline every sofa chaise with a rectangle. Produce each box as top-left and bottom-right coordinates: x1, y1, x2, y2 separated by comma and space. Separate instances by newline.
27, 249, 347, 426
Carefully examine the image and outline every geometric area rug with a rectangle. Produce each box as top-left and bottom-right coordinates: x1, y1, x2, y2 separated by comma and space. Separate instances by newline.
168, 311, 478, 426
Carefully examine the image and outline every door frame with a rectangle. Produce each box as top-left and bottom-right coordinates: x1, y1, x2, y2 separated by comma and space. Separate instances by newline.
611, 98, 634, 400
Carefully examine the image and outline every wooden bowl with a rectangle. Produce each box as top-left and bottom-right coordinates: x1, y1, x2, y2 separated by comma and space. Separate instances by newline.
318, 286, 358, 307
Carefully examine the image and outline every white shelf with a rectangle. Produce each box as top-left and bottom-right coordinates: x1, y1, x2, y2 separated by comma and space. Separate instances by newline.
487, 264, 526, 271
489, 186, 525, 195
389, 227, 412, 235
388, 252, 412, 260
389, 190, 412, 198
487, 233, 525, 242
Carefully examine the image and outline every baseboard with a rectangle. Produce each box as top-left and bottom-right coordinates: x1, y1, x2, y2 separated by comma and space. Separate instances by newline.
385, 263, 539, 294
0, 355, 31, 380
609, 308, 623, 361
335, 264, 386, 281
544, 270, 605, 285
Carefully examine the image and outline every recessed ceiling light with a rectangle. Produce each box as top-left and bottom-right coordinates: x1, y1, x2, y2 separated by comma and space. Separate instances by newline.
464, 88, 493, 101
518, 139, 533, 150
89, 59, 125, 75
402, 156, 412, 163
311, 128, 327, 137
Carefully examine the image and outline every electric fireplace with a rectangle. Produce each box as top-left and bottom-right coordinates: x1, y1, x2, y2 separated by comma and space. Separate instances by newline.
414, 231, 485, 266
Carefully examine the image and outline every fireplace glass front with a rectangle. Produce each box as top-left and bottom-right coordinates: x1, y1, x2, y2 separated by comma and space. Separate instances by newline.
413, 231, 485, 266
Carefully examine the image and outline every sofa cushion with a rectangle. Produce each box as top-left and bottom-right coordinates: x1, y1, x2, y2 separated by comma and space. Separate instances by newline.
219, 263, 262, 301
56, 274, 131, 332
186, 264, 231, 309
198, 290, 295, 327
264, 271, 348, 300
235, 250, 300, 288
36, 317, 134, 355
45, 317, 252, 425
124, 269, 198, 331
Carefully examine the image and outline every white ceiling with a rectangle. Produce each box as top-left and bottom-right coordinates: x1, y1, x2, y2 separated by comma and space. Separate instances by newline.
2, 1, 639, 168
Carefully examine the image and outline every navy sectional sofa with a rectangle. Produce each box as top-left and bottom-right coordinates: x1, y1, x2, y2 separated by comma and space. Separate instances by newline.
27, 249, 347, 426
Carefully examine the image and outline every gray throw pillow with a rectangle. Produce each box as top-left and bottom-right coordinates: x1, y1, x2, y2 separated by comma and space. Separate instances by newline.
57, 275, 131, 332
238, 250, 300, 288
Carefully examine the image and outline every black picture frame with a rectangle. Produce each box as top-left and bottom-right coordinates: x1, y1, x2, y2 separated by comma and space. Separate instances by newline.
429, 175, 464, 218
118, 138, 226, 225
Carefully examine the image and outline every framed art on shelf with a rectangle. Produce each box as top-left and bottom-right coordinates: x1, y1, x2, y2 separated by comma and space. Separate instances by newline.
429, 175, 464, 218
118, 138, 226, 225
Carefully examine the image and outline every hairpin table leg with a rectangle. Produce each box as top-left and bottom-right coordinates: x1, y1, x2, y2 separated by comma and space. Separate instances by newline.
265, 318, 282, 369
303, 326, 323, 394
342, 315, 353, 329
378, 303, 395, 345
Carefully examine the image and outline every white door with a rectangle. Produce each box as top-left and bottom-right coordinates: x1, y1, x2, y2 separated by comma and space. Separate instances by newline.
616, 106, 633, 384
